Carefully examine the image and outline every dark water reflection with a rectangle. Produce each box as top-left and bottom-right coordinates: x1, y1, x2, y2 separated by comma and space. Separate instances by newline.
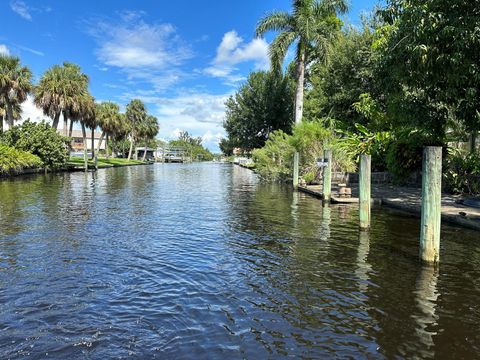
0, 163, 479, 359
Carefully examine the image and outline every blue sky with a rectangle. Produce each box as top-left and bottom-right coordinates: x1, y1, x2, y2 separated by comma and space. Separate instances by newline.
1, 0, 380, 151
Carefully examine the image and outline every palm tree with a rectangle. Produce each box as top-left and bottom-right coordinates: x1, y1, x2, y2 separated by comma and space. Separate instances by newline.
125, 99, 147, 160
35, 62, 89, 135
95, 101, 121, 159
255, 0, 348, 186
139, 115, 160, 161
73, 94, 96, 171
34, 64, 64, 129
0, 55, 32, 129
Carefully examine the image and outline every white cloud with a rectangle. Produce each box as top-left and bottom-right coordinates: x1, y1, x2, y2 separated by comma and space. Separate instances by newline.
205, 30, 269, 84
87, 12, 193, 90
10, 1, 32, 21
15, 44, 44, 56
19, 95, 53, 124
0, 44, 10, 55
121, 91, 231, 152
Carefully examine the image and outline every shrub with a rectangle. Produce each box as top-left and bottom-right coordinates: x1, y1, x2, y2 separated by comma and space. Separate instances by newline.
252, 130, 294, 181
385, 128, 439, 183
0, 144, 42, 174
444, 151, 480, 195
252, 120, 356, 182
1, 120, 70, 169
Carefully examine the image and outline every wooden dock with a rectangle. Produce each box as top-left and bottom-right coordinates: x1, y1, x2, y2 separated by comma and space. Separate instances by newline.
298, 184, 480, 231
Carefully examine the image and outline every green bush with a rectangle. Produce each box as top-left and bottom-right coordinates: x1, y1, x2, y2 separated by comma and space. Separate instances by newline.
252, 120, 356, 182
252, 130, 294, 181
385, 128, 438, 183
0, 144, 42, 174
444, 151, 480, 195
1, 121, 70, 169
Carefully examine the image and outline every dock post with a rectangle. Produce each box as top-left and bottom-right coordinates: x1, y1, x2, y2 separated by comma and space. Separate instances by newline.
293, 152, 299, 189
359, 154, 371, 230
420, 146, 442, 264
322, 149, 332, 201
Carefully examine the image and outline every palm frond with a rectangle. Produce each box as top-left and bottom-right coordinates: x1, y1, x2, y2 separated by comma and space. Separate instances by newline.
269, 31, 297, 74
255, 11, 293, 37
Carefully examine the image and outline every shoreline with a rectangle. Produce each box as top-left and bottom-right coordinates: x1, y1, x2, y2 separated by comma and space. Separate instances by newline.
0, 160, 154, 179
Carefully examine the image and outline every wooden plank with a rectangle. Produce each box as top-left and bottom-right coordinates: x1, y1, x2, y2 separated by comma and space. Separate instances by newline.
359, 154, 371, 230
420, 146, 442, 264
322, 149, 332, 201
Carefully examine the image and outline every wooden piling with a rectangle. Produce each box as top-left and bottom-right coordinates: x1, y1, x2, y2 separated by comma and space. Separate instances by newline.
293, 152, 299, 188
322, 149, 332, 201
420, 146, 442, 264
359, 154, 371, 230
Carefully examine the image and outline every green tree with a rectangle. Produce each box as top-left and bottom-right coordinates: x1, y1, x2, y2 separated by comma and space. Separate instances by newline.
0, 55, 32, 129
305, 26, 385, 130
219, 137, 236, 156
125, 99, 147, 160
377, 0, 480, 147
256, 0, 348, 184
35, 64, 74, 130
95, 101, 122, 158
223, 71, 294, 151
139, 115, 159, 161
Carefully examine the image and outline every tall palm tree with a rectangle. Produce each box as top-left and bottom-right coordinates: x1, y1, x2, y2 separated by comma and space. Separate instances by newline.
34, 65, 64, 129
125, 99, 147, 160
95, 101, 121, 159
73, 94, 96, 171
140, 115, 160, 161
34, 62, 89, 134
255, 0, 348, 186
0, 55, 32, 129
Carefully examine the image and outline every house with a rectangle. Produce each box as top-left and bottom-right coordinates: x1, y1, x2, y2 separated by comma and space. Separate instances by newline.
58, 129, 106, 151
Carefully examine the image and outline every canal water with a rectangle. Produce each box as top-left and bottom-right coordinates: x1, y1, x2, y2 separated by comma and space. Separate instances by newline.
0, 163, 479, 359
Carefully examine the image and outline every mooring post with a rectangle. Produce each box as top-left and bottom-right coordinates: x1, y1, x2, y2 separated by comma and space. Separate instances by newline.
420, 146, 442, 264
293, 152, 299, 189
359, 154, 371, 230
323, 149, 332, 201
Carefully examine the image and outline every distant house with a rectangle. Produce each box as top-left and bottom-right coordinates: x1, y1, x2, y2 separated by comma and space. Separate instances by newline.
58, 129, 105, 152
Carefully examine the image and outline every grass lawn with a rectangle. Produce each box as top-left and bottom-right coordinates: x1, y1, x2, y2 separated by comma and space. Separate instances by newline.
67, 157, 147, 169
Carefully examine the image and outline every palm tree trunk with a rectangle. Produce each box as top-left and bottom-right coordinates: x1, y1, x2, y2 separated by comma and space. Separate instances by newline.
81, 122, 88, 172
292, 50, 305, 188
106, 134, 109, 158
91, 128, 95, 160
52, 112, 61, 129
0, 115, 3, 134
142, 142, 148, 161
96, 131, 105, 155
63, 110, 69, 136
6, 102, 14, 128
69, 119, 74, 138
128, 135, 134, 160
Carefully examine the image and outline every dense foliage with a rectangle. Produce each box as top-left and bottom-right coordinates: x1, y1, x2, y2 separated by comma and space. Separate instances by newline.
444, 151, 480, 195
0, 144, 42, 174
224, 71, 294, 151
1, 121, 69, 169
221, 0, 480, 193
169, 131, 214, 161
253, 120, 355, 182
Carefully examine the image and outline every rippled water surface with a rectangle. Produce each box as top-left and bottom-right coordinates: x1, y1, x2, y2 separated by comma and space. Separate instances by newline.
1, 163, 480, 359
